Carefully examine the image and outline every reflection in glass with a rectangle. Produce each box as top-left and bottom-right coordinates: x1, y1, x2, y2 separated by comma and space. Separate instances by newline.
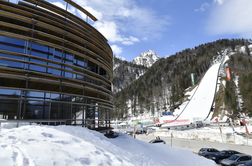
74, 105, 85, 125
30, 59, 47, 64
0, 89, 21, 96
61, 103, 71, 119
53, 69, 61, 76
51, 94, 60, 101
64, 52, 73, 61
86, 106, 95, 128
30, 64, 46, 73
0, 35, 26, 46
25, 102, 49, 119
54, 49, 62, 62
50, 102, 59, 119
0, 35, 26, 54
61, 95, 71, 102
0, 90, 21, 119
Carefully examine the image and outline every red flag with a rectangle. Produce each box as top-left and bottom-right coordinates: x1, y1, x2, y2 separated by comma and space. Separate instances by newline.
215, 118, 222, 134
226, 68, 231, 81
242, 119, 250, 135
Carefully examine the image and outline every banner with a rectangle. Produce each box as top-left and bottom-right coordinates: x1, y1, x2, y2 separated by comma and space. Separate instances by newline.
215, 118, 222, 134
111, 83, 114, 93
226, 68, 231, 81
191, 73, 195, 86
242, 119, 250, 135
229, 118, 235, 132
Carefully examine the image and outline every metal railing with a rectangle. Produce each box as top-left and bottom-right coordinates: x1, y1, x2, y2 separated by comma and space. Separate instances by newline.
0, 119, 67, 127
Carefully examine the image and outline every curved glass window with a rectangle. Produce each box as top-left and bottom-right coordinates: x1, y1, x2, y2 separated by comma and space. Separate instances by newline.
74, 56, 85, 68
54, 49, 62, 62
63, 52, 73, 61
25, 102, 49, 119
0, 54, 24, 69
31, 43, 53, 59
30, 64, 47, 73
0, 35, 26, 54
53, 69, 61, 76
8, 61, 23, 69
30, 59, 47, 65
88, 60, 97, 73
0, 89, 21, 97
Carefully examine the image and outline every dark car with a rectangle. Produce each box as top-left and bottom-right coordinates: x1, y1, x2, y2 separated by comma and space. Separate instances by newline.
149, 139, 166, 144
220, 154, 251, 166
198, 148, 219, 158
238, 160, 252, 166
210, 150, 241, 163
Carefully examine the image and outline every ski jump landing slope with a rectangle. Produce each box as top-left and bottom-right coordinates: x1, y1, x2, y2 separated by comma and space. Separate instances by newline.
177, 62, 221, 122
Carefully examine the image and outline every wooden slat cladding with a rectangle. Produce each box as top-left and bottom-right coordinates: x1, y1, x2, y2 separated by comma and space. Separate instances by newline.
0, 29, 112, 82
0, 49, 111, 87
21, 0, 112, 55
0, 2, 113, 73
0, 0, 114, 113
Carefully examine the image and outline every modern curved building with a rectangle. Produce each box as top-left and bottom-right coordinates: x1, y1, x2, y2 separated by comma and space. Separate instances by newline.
0, 0, 113, 130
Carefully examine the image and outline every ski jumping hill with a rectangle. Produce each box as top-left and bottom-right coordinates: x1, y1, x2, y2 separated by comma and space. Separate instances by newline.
162, 51, 227, 126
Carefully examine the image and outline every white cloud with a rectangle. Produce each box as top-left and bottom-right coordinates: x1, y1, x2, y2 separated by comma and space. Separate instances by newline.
93, 21, 140, 45
195, 3, 210, 12
111, 45, 122, 55
52, 2, 65, 9
77, 6, 103, 21
51, 2, 76, 15
142, 37, 148, 41
206, 0, 252, 37
49, 0, 170, 54
129, 36, 140, 42
121, 41, 134, 45
68, 6, 76, 15
94, 21, 122, 43
120, 36, 140, 45
73, 0, 170, 42
213, 0, 227, 5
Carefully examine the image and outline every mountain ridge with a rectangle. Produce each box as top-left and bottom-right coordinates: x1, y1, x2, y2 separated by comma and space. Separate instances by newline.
112, 39, 252, 121
132, 50, 160, 68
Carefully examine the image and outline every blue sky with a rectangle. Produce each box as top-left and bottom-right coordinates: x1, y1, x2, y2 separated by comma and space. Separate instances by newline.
11, 0, 252, 61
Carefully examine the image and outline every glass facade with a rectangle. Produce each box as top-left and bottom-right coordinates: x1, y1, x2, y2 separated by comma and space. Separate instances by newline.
0, 0, 113, 130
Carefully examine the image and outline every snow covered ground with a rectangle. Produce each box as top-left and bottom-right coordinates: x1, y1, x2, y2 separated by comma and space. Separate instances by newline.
0, 124, 218, 166
153, 126, 252, 146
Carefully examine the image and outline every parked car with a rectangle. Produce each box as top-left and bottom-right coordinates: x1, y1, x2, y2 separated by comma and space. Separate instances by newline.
238, 160, 252, 166
220, 154, 251, 166
149, 139, 166, 144
123, 131, 133, 135
198, 148, 219, 158
210, 150, 241, 163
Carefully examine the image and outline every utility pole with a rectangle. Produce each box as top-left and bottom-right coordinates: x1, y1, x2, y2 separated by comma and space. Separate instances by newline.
171, 133, 173, 146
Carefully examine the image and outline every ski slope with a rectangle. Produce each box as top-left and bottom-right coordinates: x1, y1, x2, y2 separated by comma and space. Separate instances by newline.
177, 62, 221, 122
161, 53, 227, 125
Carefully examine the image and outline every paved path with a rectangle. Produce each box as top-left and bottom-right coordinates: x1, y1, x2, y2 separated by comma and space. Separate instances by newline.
135, 135, 252, 155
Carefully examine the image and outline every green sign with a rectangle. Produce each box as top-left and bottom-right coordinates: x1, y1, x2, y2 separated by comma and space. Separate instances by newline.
191, 73, 195, 85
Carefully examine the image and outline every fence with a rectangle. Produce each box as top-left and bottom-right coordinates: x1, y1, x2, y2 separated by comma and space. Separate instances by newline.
111, 124, 143, 133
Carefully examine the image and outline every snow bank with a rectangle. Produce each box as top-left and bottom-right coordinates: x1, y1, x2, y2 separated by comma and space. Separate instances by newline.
0, 125, 217, 166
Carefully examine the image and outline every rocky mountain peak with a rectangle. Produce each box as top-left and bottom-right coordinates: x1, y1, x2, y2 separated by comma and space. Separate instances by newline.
132, 50, 160, 68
